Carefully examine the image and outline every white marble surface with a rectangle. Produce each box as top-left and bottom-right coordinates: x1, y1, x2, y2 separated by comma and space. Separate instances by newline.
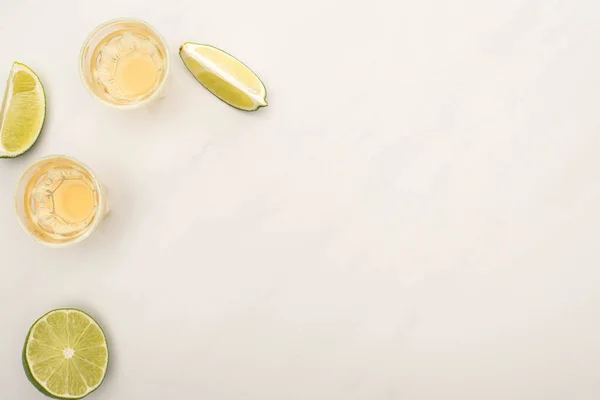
2, 0, 600, 398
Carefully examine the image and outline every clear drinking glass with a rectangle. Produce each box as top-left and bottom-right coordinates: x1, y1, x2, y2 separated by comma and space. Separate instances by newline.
79, 18, 170, 109
15, 156, 109, 247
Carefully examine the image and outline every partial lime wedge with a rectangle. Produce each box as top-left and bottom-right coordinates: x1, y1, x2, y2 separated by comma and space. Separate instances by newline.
180, 43, 268, 111
0, 62, 46, 158
23, 309, 109, 399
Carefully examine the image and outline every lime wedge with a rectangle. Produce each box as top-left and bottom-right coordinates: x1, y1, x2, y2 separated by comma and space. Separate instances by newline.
23, 309, 109, 399
0, 62, 46, 158
180, 43, 268, 111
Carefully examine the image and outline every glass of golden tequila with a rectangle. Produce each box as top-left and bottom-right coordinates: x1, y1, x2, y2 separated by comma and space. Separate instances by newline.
15, 156, 108, 247
79, 18, 170, 109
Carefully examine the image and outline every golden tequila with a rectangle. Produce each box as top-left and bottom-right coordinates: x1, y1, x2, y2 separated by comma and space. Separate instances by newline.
15, 156, 107, 246
80, 19, 169, 108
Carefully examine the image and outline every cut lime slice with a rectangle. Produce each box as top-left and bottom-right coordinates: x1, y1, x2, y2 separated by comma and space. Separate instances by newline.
180, 43, 268, 111
0, 62, 46, 158
23, 309, 109, 399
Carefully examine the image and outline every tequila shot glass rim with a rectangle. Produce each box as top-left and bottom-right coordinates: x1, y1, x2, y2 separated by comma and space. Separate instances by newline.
79, 17, 171, 110
14, 155, 107, 248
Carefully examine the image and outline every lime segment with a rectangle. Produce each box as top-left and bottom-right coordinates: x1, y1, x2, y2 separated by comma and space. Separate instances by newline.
23, 309, 108, 399
0, 62, 46, 158
180, 43, 268, 111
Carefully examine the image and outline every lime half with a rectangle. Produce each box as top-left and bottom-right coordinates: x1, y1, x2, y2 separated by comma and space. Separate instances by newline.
0, 62, 46, 158
180, 43, 268, 111
23, 309, 109, 399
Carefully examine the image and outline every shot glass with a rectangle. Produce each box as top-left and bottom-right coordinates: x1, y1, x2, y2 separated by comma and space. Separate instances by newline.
79, 18, 170, 109
15, 156, 109, 247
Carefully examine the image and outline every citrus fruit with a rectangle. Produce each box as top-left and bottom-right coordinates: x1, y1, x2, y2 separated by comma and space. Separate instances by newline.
0, 62, 46, 158
23, 309, 108, 399
180, 43, 267, 111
